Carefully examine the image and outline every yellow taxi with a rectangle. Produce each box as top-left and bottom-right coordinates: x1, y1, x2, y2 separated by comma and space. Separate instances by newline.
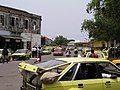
12, 49, 31, 60
112, 59, 120, 67
0, 49, 13, 62
18, 57, 120, 90
41, 48, 51, 55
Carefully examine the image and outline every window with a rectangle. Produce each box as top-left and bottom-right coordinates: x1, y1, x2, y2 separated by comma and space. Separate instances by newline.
25, 20, 29, 29
16, 18, 19, 27
59, 64, 77, 81
0, 15, 4, 26
33, 21, 36, 30
75, 63, 100, 80
10, 17, 15, 26
98, 62, 120, 78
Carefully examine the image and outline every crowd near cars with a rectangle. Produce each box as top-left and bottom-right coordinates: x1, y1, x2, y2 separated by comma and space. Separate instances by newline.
0, 46, 119, 62
19, 57, 120, 90
1, 46, 120, 90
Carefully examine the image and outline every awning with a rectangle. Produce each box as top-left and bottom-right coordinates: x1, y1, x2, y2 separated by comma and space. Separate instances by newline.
0, 35, 24, 39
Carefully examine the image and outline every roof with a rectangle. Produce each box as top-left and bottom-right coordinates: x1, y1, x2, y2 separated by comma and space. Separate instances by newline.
56, 57, 109, 63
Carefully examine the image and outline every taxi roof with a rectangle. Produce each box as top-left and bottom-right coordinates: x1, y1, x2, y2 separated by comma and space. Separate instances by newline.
56, 57, 110, 63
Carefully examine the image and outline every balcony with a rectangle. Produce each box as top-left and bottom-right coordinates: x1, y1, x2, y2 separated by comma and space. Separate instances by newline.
8, 26, 23, 33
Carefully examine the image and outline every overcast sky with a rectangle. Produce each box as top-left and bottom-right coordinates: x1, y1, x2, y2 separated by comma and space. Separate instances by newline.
0, 0, 93, 42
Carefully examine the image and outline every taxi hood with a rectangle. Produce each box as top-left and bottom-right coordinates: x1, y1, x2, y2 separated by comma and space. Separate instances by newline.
13, 53, 25, 55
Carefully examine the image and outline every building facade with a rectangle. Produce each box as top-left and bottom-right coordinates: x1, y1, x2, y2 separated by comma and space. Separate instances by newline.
0, 5, 42, 51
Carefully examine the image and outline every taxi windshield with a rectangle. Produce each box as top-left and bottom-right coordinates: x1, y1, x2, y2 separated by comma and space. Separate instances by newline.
15, 50, 26, 53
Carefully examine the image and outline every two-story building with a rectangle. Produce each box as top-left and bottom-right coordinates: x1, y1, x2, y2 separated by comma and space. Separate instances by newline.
0, 5, 42, 51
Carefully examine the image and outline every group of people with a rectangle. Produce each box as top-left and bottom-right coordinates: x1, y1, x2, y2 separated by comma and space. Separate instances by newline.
65, 48, 98, 58
65, 48, 82, 57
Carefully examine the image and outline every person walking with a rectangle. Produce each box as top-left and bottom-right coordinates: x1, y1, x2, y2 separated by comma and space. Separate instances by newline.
2, 47, 9, 63
65, 49, 71, 57
74, 47, 78, 57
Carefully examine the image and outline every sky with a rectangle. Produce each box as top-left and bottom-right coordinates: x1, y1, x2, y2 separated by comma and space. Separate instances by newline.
0, 0, 93, 42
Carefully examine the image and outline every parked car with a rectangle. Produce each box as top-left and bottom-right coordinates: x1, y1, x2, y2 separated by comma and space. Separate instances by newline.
18, 57, 120, 90
0, 49, 13, 62
41, 48, 51, 55
112, 59, 120, 67
12, 49, 31, 60
53, 49, 63, 56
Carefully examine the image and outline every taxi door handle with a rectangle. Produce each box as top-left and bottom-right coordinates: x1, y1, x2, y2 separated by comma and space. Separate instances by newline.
78, 84, 83, 88
105, 81, 111, 85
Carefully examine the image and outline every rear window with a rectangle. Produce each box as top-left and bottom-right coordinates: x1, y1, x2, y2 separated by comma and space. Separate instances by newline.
34, 60, 67, 68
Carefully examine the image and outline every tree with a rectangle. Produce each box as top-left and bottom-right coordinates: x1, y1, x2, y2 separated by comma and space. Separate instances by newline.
81, 0, 120, 45
53, 35, 68, 45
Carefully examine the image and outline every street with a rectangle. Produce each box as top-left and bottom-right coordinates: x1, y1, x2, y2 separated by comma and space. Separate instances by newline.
0, 54, 64, 90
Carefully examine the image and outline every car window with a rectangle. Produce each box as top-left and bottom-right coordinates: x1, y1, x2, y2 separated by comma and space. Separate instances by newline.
0, 50, 2, 54
59, 64, 77, 81
74, 63, 100, 80
98, 62, 120, 78
54, 49, 62, 52
35, 60, 67, 68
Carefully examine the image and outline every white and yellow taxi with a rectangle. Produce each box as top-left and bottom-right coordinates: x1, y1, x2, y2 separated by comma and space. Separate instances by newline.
12, 49, 31, 60
18, 57, 120, 90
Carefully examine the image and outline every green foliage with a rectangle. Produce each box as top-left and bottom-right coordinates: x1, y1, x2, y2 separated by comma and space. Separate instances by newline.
82, 0, 120, 43
53, 35, 68, 45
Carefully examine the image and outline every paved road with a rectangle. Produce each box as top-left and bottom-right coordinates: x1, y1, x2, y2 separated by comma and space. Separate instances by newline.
0, 54, 64, 90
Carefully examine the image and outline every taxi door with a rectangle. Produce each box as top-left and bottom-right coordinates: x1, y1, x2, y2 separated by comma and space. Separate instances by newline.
43, 63, 78, 90
103, 78, 120, 90
43, 81, 74, 90
97, 61, 120, 90
73, 79, 103, 90
72, 63, 103, 90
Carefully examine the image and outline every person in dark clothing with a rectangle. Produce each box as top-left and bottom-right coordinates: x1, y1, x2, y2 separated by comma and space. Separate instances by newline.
2, 47, 9, 63
89, 49, 98, 58
74, 48, 78, 57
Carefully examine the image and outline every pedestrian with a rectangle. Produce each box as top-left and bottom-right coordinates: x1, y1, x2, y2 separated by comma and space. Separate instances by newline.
65, 49, 71, 57
2, 47, 9, 63
32, 47, 37, 58
74, 48, 78, 57
89, 49, 98, 58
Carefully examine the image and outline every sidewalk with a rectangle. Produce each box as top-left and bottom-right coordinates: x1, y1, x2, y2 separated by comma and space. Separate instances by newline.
30, 57, 38, 60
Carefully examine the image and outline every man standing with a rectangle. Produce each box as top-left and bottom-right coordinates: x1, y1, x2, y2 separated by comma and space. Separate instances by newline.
2, 47, 9, 63
89, 49, 98, 58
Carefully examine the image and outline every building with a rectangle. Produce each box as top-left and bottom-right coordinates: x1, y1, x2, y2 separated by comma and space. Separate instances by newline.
0, 5, 42, 51
41, 36, 52, 46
